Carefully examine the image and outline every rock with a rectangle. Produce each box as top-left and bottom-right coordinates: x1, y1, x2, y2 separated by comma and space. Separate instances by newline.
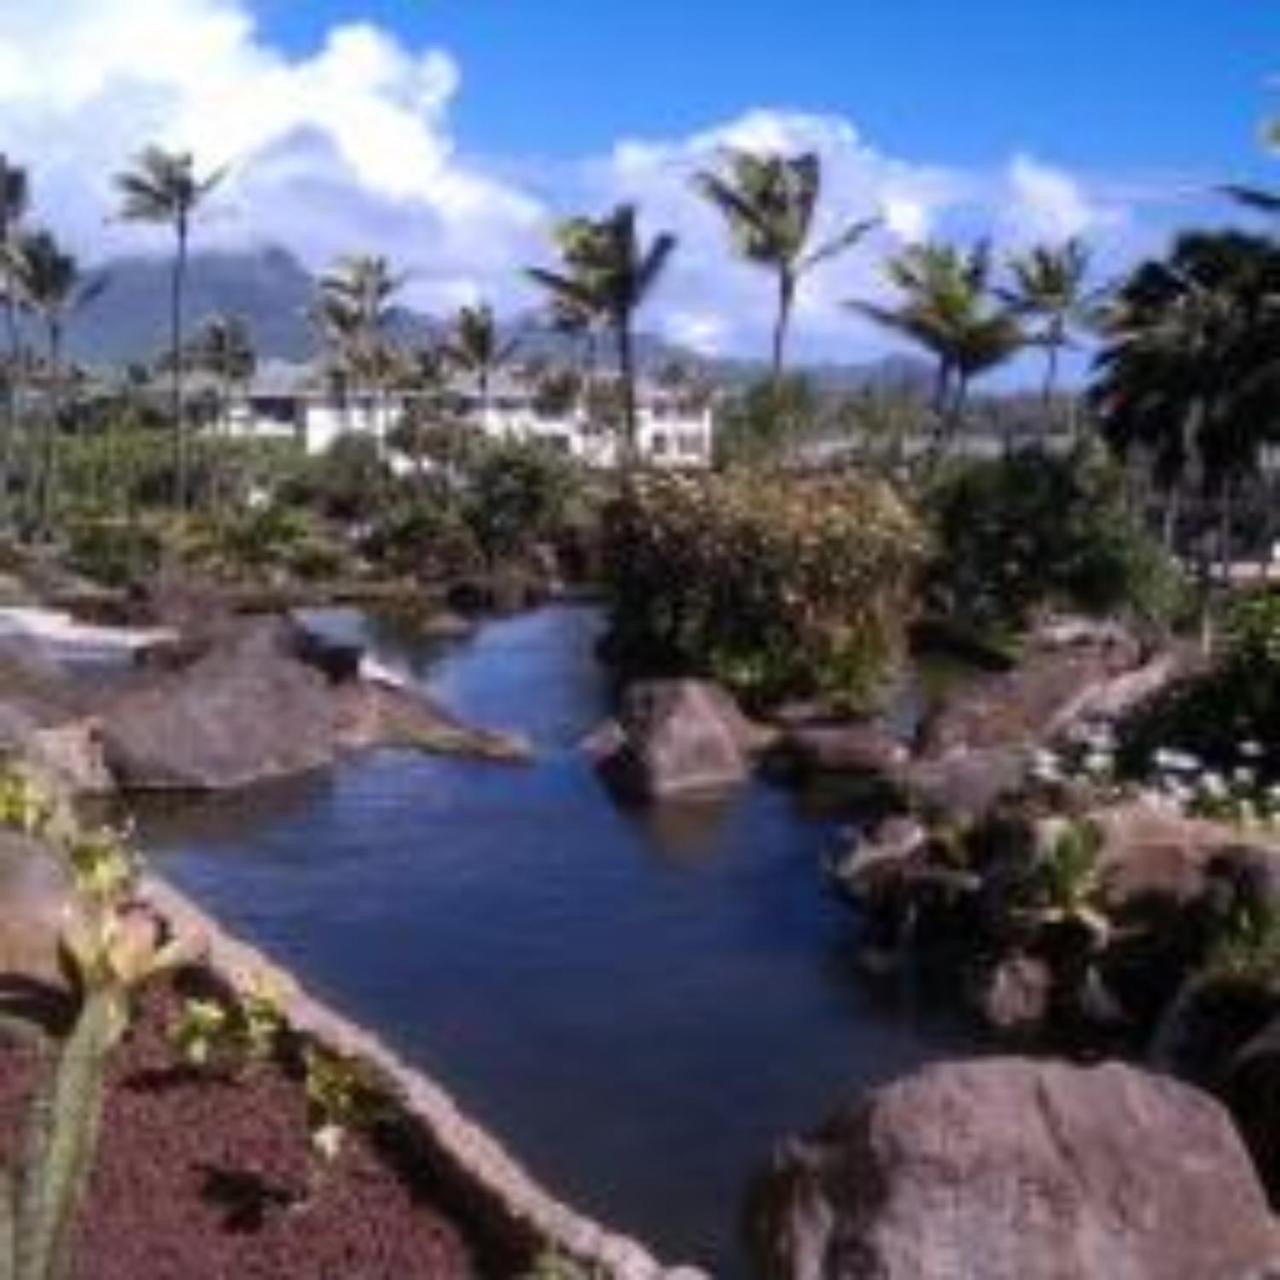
905, 746, 1030, 821
0, 831, 74, 991
973, 953, 1053, 1036
96, 618, 341, 791
592, 680, 768, 801
1091, 799, 1280, 910
829, 817, 927, 895
774, 723, 908, 778
747, 1058, 1280, 1280
28, 718, 114, 796
1226, 1016, 1280, 1206
915, 637, 1143, 760
335, 679, 532, 764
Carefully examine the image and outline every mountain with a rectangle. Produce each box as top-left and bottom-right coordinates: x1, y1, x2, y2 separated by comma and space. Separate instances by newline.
69, 246, 317, 366
67, 245, 933, 392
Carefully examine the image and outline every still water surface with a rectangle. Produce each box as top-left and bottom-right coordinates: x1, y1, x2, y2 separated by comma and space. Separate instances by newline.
141, 606, 974, 1275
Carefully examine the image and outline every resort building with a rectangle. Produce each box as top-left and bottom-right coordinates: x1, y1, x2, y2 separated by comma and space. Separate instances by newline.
221, 360, 715, 468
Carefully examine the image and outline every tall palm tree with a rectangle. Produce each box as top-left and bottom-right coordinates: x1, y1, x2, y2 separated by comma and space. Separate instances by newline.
313, 253, 404, 429
1222, 116, 1280, 214
1091, 231, 1280, 561
1002, 238, 1096, 431
189, 315, 256, 512
4, 230, 107, 536
693, 149, 877, 379
851, 241, 1024, 464
442, 303, 518, 419
527, 204, 676, 461
115, 146, 225, 509
0, 155, 29, 528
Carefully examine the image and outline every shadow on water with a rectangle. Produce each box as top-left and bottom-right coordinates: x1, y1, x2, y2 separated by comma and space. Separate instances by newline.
140, 604, 979, 1276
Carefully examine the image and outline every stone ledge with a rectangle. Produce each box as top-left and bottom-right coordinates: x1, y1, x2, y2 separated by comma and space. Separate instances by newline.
142, 874, 708, 1280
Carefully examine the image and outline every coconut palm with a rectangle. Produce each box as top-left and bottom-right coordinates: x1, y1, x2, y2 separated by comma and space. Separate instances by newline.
527, 204, 676, 461
115, 146, 225, 509
851, 242, 1024, 464
1222, 116, 1280, 214
4, 229, 107, 535
313, 254, 405, 447
1091, 230, 1280, 559
693, 149, 877, 379
0, 155, 29, 525
1002, 238, 1096, 432
442, 304, 519, 419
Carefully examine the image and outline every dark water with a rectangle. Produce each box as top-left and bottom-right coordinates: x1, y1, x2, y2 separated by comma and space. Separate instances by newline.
140, 606, 975, 1276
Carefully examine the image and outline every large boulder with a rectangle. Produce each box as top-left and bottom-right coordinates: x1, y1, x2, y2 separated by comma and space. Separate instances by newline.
748, 1058, 1280, 1280
590, 680, 770, 801
96, 618, 341, 791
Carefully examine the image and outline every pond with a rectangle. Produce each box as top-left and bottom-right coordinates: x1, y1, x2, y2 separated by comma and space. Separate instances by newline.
139, 605, 977, 1276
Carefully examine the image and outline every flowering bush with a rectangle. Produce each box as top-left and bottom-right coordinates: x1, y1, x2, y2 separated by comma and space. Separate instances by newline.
1119, 591, 1280, 801
600, 471, 927, 708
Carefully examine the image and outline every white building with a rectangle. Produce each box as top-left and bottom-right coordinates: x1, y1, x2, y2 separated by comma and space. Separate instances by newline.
223, 361, 715, 468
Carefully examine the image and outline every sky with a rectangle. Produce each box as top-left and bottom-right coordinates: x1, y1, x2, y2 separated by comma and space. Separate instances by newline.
0, 1, 1275, 368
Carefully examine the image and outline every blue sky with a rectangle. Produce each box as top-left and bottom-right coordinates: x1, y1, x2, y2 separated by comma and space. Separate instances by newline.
258, 1, 1277, 180
0, 1, 1274, 368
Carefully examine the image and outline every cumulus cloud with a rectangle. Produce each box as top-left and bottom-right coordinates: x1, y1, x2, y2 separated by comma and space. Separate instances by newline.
0, 0, 1156, 362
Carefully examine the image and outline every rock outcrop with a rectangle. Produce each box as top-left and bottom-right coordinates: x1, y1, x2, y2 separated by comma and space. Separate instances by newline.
589, 680, 772, 801
748, 1058, 1280, 1280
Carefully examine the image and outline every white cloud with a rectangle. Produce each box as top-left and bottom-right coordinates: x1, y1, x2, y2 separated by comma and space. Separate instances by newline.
0, 0, 545, 313
999, 153, 1129, 245
0, 1, 1157, 364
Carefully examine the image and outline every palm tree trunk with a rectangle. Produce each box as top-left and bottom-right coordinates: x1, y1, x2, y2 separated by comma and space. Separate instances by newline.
1042, 335, 1061, 445
617, 313, 638, 468
923, 359, 954, 470
38, 318, 61, 540
1, 274, 19, 533
171, 216, 189, 510
771, 270, 795, 384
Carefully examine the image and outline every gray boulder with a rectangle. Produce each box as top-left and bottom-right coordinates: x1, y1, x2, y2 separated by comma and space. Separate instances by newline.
97, 618, 340, 791
748, 1058, 1280, 1280
590, 680, 769, 801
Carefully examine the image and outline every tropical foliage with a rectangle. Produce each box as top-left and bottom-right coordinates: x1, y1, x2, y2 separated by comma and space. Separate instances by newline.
600, 471, 926, 707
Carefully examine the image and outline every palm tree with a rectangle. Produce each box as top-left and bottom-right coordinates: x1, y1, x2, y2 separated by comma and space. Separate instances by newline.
4, 230, 107, 536
442, 303, 518, 419
1002, 238, 1096, 434
0, 155, 29, 527
527, 204, 676, 461
1091, 231, 1280, 564
693, 149, 877, 379
1222, 116, 1280, 214
851, 241, 1024, 464
189, 315, 256, 512
313, 254, 404, 442
115, 146, 225, 509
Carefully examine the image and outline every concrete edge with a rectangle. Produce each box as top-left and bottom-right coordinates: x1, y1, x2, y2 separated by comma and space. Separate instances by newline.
142, 874, 710, 1280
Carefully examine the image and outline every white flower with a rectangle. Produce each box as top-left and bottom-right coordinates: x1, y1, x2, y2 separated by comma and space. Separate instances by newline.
1198, 772, 1228, 800
1155, 748, 1201, 773
1240, 740, 1264, 759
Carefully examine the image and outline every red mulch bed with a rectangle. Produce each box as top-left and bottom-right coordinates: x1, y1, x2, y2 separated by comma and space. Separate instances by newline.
0, 977, 491, 1280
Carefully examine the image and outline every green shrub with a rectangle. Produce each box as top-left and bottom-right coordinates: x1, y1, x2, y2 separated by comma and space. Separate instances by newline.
65, 517, 166, 587
363, 499, 483, 579
1120, 590, 1280, 786
462, 440, 580, 567
925, 446, 1184, 642
600, 471, 926, 709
